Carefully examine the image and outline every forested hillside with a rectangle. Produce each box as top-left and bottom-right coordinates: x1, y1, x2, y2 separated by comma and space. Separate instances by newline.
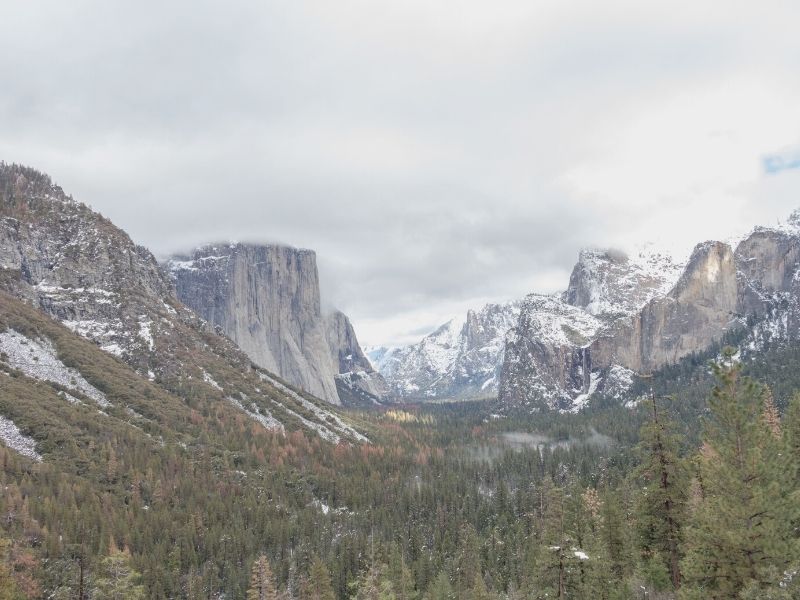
1, 288, 799, 599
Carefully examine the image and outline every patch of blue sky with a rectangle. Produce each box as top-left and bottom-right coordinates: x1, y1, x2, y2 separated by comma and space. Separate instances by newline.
763, 150, 800, 174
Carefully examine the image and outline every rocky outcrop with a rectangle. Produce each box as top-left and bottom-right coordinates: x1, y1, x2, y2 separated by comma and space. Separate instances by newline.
564, 248, 683, 317
590, 241, 739, 374
499, 295, 601, 410
325, 310, 388, 401
167, 244, 384, 405
167, 244, 341, 404
0, 164, 174, 370
371, 301, 521, 400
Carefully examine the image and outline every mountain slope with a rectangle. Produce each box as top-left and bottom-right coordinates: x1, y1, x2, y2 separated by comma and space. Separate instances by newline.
371, 301, 521, 400
0, 163, 367, 443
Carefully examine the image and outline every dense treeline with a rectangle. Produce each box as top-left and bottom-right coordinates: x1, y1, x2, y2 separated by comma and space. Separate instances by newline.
1, 347, 799, 598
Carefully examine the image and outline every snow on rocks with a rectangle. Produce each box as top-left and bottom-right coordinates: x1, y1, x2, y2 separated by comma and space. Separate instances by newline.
259, 372, 369, 444
138, 318, 154, 351
0, 329, 110, 407
370, 300, 522, 400
570, 372, 600, 413
227, 396, 284, 433
0, 415, 41, 462
564, 248, 684, 318
62, 318, 127, 357
202, 369, 222, 391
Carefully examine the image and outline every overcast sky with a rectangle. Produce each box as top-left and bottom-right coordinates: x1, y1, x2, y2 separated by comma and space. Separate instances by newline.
2, 1, 800, 346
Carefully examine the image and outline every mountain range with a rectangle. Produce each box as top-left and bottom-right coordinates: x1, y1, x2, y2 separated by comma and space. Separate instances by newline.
369, 221, 800, 413
5, 161, 800, 420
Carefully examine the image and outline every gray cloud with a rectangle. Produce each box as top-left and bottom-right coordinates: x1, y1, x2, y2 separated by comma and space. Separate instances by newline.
2, 1, 800, 344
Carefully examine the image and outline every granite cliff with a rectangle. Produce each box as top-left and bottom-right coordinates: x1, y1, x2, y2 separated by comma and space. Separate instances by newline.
166, 244, 385, 405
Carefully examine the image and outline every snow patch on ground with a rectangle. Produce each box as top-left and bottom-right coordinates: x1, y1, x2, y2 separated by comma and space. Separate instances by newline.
202, 370, 222, 391
138, 318, 154, 351
0, 415, 41, 462
259, 372, 369, 444
62, 318, 127, 358
227, 396, 284, 433
0, 330, 110, 407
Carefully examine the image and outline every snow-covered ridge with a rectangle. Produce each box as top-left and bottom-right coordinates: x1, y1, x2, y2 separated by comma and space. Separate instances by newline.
369, 300, 522, 400
227, 396, 284, 433
563, 247, 684, 317
0, 329, 110, 407
511, 294, 603, 347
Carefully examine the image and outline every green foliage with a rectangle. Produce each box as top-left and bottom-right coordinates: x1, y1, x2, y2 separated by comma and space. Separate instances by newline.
303, 556, 337, 600
92, 550, 146, 600
423, 571, 453, 600
1, 289, 800, 598
680, 352, 800, 599
634, 396, 689, 589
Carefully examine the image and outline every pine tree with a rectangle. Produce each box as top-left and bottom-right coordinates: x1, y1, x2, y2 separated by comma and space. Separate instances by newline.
247, 554, 278, 600
423, 570, 453, 600
533, 478, 589, 599
301, 555, 337, 600
634, 394, 688, 590
91, 549, 146, 600
453, 524, 483, 597
388, 546, 417, 600
350, 563, 397, 600
600, 489, 629, 583
680, 353, 800, 599
0, 539, 18, 600
761, 387, 782, 438
784, 392, 800, 480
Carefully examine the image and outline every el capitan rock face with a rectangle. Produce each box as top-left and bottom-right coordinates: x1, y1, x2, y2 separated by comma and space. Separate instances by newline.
167, 244, 385, 405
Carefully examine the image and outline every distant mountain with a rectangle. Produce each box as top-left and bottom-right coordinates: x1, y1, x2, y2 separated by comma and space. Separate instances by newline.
367, 301, 521, 401
500, 219, 800, 411
165, 243, 386, 405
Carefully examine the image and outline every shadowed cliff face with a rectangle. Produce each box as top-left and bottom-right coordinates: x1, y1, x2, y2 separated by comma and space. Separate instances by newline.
167, 244, 385, 405
168, 244, 341, 403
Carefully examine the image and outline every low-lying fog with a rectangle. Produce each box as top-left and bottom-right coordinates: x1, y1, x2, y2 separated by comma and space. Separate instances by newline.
467, 429, 613, 462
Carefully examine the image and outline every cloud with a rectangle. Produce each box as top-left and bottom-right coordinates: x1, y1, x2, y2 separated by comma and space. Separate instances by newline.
1, 0, 800, 345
